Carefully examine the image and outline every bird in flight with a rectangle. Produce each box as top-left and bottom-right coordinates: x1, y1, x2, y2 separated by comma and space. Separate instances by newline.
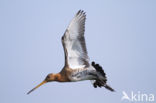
27, 10, 114, 94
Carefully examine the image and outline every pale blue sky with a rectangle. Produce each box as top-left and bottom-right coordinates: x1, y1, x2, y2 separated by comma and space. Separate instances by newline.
0, 0, 156, 103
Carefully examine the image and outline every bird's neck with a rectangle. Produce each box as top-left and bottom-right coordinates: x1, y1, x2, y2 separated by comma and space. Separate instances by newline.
53, 73, 68, 82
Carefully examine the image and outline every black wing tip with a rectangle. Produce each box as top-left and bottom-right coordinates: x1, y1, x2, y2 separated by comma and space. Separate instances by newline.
76, 10, 86, 16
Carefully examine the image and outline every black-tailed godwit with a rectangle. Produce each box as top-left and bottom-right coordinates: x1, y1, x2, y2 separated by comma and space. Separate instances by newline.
27, 10, 114, 94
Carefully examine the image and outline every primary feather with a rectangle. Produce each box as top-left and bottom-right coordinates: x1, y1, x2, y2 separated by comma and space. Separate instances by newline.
62, 10, 89, 69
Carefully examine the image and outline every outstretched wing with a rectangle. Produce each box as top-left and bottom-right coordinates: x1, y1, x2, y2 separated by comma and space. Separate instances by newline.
62, 10, 89, 69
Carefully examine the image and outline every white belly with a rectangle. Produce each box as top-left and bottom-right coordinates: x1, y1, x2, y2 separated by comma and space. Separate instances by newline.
69, 67, 96, 82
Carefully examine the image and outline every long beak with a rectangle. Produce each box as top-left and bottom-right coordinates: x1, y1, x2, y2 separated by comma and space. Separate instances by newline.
27, 80, 47, 95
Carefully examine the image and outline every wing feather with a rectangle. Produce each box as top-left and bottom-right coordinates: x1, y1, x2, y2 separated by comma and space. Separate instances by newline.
62, 10, 89, 69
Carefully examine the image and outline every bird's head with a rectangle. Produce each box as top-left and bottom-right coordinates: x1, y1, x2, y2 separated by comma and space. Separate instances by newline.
45, 73, 56, 82
27, 73, 57, 95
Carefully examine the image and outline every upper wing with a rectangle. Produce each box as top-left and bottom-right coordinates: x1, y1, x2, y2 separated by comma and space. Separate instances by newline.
61, 10, 89, 69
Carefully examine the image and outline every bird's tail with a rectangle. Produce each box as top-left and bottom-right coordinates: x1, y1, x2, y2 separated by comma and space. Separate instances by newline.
91, 61, 115, 92
92, 61, 106, 77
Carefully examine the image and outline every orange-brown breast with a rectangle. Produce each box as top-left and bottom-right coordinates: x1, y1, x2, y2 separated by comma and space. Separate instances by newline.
56, 66, 73, 82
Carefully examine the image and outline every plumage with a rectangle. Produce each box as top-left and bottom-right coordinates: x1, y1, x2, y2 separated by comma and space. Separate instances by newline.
62, 10, 89, 69
27, 10, 114, 95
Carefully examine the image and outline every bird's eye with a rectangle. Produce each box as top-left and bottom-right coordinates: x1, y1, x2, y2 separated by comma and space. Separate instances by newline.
47, 75, 50, 79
